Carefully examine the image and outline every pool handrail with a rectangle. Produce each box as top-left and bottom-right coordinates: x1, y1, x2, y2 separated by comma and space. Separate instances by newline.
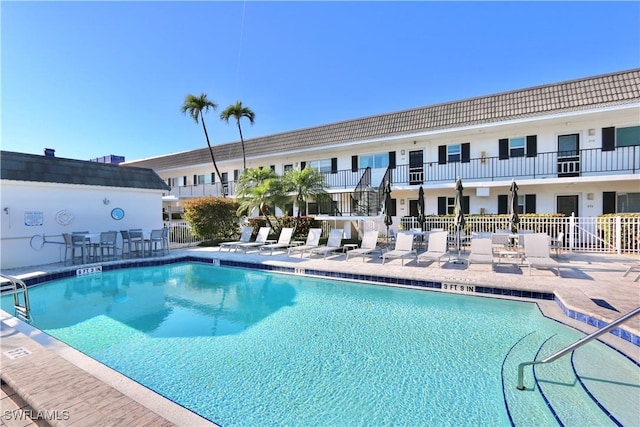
517, 306, 640, 390
0, 273, 31, 323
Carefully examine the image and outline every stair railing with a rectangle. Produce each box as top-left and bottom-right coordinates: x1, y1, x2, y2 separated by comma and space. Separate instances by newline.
517, 306, 640, 390
352, 167, 371, 215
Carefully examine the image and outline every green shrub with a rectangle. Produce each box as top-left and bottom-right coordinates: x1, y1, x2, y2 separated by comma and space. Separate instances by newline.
183, 197, 241, 239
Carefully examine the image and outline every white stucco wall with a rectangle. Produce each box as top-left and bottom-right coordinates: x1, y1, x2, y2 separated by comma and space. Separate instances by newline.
0, 180, 164, 270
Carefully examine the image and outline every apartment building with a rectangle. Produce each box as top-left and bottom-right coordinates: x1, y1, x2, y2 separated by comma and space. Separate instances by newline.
124, 69, 640, 232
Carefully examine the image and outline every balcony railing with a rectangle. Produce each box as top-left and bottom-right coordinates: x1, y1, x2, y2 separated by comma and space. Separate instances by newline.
165, 145, 638, 198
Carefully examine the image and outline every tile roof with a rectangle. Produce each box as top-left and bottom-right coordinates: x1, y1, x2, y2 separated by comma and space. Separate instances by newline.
1, 151, 170, 190
124, 68, 640, 170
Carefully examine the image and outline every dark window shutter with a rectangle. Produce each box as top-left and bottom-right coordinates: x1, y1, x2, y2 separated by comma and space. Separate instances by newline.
499, 139, 509, 160
351, 155, 358, 172
234, 170, 239, 181
211, 173, 215, 183
331, 158, 338, 174
461, 143, 470, 163
183, 176, 187, 186
438, 197, 447, 215
301, 161, 306, 170
603, 191, 616, 214
526, 135, 537, 157
463, 196, 470, 214
498, 195, 508, 214
193, 175, 197, 185
388, 151, 396, 169
438, 145, 447, 165
602, 127, 615, 152
270, 165, 275, 171
390, 199, 397, 217
525, 194, 536, 214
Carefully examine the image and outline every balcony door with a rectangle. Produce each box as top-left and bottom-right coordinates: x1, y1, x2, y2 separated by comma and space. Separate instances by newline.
557, 134, 580, 177
409, 150, 424, 185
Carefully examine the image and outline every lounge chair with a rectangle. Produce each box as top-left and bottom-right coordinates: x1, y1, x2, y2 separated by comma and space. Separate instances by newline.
417, 231, 449, 267
309, 229, 343, 259
288, 228, 322, 257
623, 260, 640, 282
467, 238, 494, 269
260, 228, 294, 255
219, 226, 254, 252
235, 227, 271, 253
382, 232, 416, 266
345, 230, 381, 262
522, 233, 561, 276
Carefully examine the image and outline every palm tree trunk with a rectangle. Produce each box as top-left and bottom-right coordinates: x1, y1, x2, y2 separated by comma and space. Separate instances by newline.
237, 120, 246, 171
201, 117, 225, 197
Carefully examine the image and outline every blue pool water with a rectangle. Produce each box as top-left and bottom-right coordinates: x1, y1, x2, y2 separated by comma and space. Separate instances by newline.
2, 263, 636, 426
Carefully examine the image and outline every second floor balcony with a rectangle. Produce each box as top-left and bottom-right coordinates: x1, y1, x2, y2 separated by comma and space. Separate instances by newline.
165, 145, 639, 199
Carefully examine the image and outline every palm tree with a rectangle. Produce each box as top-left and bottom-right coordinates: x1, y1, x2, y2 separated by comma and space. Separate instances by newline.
235, 167, 288, 233
220, 101, 255, 171
181, 93, 225, 195
282, 168, 328, 229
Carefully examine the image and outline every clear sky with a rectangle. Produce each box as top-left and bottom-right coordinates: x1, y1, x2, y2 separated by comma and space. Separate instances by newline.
2, 1, 639, 162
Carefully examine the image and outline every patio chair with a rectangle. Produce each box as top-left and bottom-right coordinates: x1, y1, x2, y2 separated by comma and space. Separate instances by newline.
63, 233, 88, 265
235, 227, 271, 253
288, 228, 322, 257
219, 226, 254, 252
97, 231, 118, 261
345, 230, 381, 262
467, 238, 494, 269
550, 232, 564, 257
623, 260, 640, 282
148, 229, 165, 256
417, 231, 449, 267
382, 232, 416, 266
309, 229, 344, 259
522, 233, 561, 276
260, 228, 294, 255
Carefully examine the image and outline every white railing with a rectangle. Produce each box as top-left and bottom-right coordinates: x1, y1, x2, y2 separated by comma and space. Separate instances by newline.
165, 220, 208, 248
400, 215, 640, 254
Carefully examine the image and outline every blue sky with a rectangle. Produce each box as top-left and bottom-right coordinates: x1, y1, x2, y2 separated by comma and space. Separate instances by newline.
2, 1, 639, 162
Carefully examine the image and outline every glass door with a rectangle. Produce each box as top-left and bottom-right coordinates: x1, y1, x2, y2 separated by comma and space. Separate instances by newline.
409, 150, 424, 185
557, 134, 580, 177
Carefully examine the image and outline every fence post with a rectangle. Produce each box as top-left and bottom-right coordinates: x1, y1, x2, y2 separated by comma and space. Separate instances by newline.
616, 216, 622, 255
569, 213, 575, 252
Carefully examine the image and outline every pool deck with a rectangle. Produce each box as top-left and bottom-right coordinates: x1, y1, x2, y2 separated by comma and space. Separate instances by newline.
1, 247, 639, 426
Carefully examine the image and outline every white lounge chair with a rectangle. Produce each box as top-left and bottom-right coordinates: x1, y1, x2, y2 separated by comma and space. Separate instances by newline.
260, 227, 294, 255
522, 233, 561, 276
288, 228, 322, 257
235, 227, 271, 253
417, 231, 449, 267
382, 232, 416, 266
219, 226, 254, 252
467, 238, 494, 269
345, 230, 381, 262
309, 229, 343, 259
623, 260, 640, 282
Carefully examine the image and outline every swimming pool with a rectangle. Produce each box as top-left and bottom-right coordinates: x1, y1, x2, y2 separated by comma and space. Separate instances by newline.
2, 262, 638, 426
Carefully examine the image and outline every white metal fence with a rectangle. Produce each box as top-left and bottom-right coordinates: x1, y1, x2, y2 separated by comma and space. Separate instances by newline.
400, 215, 639, 255
168, 216, 640, 254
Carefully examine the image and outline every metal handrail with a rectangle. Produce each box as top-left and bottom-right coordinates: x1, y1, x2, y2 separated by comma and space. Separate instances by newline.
0, 273, 31, 322
517, 306, 640, 390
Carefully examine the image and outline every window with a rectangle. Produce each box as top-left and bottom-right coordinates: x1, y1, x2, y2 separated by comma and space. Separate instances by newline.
359, 152, 389, 169
438, 196, 470, 215
439, 143, 470, 163
498, 194, 536, 214
499, 136, 536, 159
308, 159, 332, 173
447, 145, 461, 163
509, 137, 525, 158
195, 175, 205, 185
617, 193, 640, 213
284, 164, 294, 172
617, 126, 640, 148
